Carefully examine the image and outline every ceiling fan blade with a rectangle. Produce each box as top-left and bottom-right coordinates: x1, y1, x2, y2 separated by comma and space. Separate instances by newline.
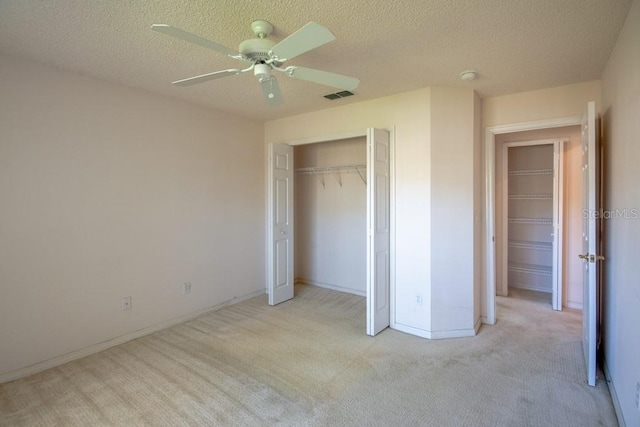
151, 24, 242, 59
285, 66, 359, 90
260, 77, 284, 105
172, 69, 241, 87
270, 22, 335, 61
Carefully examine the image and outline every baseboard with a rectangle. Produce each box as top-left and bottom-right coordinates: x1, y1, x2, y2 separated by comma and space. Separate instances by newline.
295, 278, 366, 297
0, 289, 265, 384
474, 316, 482, 334
603, 358, 627, 427
393, 323, 431, 338
565, 301, 583, 310
509, 284, 552, 293
481, 315, 496, 326
393, 322, 478, 340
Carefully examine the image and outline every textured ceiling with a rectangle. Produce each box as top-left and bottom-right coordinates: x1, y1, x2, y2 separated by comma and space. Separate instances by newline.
0, 0, 632, 122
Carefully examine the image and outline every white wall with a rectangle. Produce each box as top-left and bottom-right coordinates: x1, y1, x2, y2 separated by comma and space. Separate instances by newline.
483, 81, 601, 128
600, 0, 640, 425
429, 87, 480, 335
294, 138, 367, 295
494, 126, 584, 309
0, 55, 265, 380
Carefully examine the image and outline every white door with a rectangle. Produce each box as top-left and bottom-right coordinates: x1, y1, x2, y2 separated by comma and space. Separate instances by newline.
366, 128, 391, 336
580, 101, 600, 386
267, 143, 294, 305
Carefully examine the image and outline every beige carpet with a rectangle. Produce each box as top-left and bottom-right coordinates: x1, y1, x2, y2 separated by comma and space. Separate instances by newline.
0, 284, 618, 426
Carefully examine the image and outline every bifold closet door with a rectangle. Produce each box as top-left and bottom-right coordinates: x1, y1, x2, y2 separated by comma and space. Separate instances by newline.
267, 143, 294, 306
366, 128, 390, 336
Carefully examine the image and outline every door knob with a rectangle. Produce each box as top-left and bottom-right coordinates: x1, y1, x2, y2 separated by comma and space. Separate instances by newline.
578, 253, 605, 263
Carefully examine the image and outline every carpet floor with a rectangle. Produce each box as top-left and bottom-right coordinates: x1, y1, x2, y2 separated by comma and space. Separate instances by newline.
0, 284, 618, 426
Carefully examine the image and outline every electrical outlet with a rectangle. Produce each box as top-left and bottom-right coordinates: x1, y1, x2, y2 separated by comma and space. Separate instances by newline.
122, 296, 132, 311
415, 293, 423, 306
635, 381, 640, 410
183, 282, 191, 295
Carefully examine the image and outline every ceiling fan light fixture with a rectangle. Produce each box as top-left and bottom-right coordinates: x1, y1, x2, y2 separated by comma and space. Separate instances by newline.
254, 63, 271, 80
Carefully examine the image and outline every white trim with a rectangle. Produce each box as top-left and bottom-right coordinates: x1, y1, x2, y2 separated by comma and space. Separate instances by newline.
484, 116, 581, 326
566, 301, 583, 310
474, 316, 482, 334
393, 323, 478, 339
484, 130, 496, 324
509, 284, 553, 293
389, 126, 397, 330
295, 278, 366, 297
603, 359, 626, 427
281, 130, 367, 146
0, 289, 265, 384
393, 323, 431, 338
553, 140, 565, 311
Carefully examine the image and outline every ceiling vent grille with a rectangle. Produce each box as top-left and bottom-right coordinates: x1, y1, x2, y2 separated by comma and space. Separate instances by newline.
324, 90, 355, 100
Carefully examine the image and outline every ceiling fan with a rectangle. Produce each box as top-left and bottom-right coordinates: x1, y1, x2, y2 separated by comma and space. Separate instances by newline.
151, 20, 360, 105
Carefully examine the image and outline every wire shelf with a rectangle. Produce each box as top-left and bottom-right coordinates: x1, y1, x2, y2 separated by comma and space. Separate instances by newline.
508, 194, 553, 200
508, 240, 553, 251
508, 262, 553, 276
295, 164, 366, 186
509, 168, 553, 176
508, 217, 553, 225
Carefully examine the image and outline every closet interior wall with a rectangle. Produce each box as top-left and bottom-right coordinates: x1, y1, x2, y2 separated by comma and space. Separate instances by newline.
294, 137, 367, 296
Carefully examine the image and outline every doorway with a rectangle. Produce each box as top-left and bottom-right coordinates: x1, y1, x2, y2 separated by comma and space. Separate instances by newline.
484, 117, 583, 324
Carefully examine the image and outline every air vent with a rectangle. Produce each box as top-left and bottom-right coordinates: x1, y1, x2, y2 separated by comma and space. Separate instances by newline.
324, 90, 355, 100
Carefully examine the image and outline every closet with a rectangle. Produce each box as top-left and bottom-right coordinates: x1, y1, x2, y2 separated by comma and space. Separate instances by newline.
293, 137, 367, 296
499, 138, 566, 310
506, 144, 555, 296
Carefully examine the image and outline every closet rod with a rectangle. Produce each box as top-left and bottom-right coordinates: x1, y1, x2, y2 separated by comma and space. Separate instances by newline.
295, 164, 366, 174
295, 164, 367, 185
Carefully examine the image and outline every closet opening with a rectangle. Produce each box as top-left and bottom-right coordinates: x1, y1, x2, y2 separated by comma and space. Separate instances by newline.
267, 128, 393, 336
293, 137, 368, 296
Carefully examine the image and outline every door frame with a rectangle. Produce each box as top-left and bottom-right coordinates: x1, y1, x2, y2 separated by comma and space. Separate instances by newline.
484, 116, 581, 324
266, 128, 397, 331
501, 139, 565, 310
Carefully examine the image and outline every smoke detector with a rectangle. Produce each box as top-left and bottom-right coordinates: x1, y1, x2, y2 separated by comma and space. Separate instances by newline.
460, 70, 478, 81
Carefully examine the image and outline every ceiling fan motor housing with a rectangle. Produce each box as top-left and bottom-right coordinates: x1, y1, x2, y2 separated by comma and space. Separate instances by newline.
239, 38, 276, 61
